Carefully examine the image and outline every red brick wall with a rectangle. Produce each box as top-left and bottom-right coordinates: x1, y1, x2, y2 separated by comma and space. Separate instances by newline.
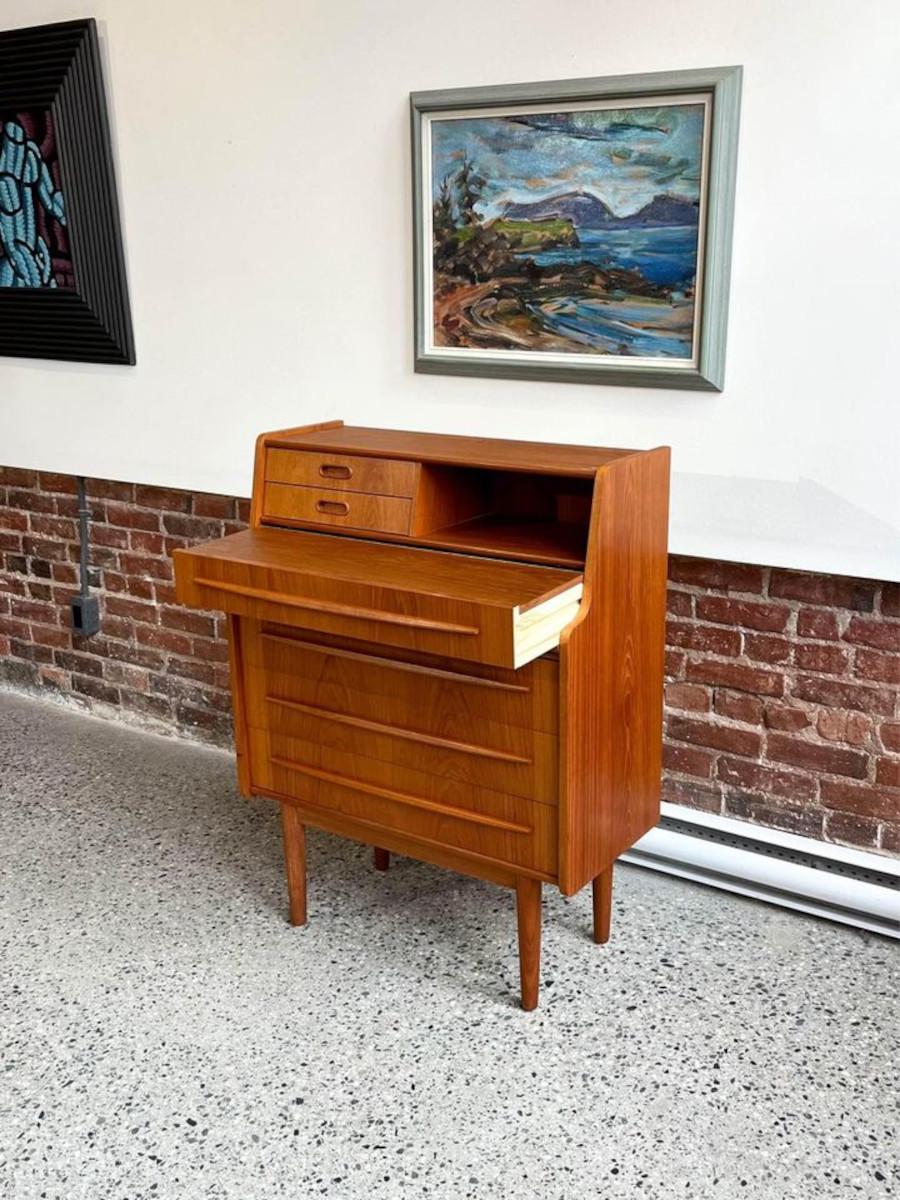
2, 466, 899, 856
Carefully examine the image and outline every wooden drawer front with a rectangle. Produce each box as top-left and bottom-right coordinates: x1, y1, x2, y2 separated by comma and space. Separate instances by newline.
248, 727, 557, 874
247, 627, 559, 738
179, 566, 512, 667
264, 483, 412, 535
266, 448, 417, 497
253, 689, 558, 803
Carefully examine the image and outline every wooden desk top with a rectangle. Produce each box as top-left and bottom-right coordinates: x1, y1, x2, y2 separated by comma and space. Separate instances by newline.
265, 424, 637, 477
186, 527, 582, 610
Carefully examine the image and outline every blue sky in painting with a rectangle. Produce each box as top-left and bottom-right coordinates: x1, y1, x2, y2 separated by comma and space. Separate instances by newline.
431, 103, 705, 219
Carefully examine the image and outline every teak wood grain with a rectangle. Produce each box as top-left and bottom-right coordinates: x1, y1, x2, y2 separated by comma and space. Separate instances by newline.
172, 420, 670, 1010
250, 729, 559, 874
265, 447, 418, 497
247, 627, 559, 736
263, 482, 413, 534
559, 447, 670, 894
262, 422, 635, 476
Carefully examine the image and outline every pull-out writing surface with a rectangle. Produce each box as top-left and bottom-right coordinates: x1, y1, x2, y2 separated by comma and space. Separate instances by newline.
174, 527, 583, 669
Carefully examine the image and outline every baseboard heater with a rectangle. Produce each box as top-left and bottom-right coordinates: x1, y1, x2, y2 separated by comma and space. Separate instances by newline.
622, 804, 900, 939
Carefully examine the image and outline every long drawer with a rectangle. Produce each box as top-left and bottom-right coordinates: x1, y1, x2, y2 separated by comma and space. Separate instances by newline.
252, 690, 558, 804
247, 727, 558, 874
246, 625, 559, 736
174, 528, 582, 669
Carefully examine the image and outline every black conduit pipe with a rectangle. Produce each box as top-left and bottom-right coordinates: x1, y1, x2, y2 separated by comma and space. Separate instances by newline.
71, 476, 100, 636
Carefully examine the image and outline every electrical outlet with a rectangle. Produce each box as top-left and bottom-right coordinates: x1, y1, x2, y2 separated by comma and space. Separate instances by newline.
71, 594, 101, 636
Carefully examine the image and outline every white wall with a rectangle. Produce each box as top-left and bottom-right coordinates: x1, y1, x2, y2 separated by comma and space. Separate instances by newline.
1, 0, 898, 580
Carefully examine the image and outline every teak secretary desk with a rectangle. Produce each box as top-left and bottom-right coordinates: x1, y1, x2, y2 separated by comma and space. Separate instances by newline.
173, 421, 670, 1009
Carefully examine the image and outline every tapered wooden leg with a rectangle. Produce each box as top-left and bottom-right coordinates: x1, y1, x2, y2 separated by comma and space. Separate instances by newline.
515, 877, 542, 1011
592, 866, 613, 945
280, 803, 307, 926
373, 847, 390, 871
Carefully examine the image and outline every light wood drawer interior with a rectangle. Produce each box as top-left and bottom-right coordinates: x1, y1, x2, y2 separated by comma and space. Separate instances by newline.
247, 727, 558, 874
266, 448, 417, 497
264, 482, 412, 534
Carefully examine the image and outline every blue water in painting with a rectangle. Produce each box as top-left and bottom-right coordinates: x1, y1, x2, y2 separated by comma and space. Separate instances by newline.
513, 224, 699, 357
522, 225, 699, 288
529, 298, 693, 357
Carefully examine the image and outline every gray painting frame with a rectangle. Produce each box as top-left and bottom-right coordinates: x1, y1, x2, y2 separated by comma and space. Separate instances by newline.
411, 66, 742, 392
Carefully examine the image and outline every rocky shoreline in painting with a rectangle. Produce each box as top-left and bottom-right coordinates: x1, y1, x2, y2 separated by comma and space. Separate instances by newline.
434, 183, 698, 358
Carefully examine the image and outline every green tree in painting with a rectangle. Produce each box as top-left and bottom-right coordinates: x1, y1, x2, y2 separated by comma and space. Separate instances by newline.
453, 156, 485, 226
433, 157, 514, 284
433, 171, 454, 238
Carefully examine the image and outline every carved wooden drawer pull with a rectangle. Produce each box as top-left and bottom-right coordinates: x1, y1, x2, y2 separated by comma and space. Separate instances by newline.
316, 498, 350, 516
319, 463, 353, 480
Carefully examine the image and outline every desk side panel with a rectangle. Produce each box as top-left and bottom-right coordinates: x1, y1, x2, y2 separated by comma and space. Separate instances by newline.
559, 448, 671, 895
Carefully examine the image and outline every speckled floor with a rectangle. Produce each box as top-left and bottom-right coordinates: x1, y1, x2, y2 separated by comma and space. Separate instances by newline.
0, 691, 897, 1199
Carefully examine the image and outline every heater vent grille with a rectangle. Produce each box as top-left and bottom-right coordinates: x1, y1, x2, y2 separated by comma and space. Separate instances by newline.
659, 815, 900, 892
623, 813, 900, 939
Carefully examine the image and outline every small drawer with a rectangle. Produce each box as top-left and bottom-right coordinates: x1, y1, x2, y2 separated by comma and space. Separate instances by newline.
264, 483, 412, 535
266, 448, 417, 497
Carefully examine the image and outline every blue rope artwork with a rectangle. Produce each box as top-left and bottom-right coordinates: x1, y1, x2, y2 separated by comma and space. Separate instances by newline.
0, 112, 70, 288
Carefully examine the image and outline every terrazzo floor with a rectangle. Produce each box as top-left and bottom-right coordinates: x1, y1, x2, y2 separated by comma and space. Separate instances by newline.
0, 690, 897, 1199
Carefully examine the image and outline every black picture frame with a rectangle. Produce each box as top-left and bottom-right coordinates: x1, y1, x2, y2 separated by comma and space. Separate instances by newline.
0, 18, 135, 364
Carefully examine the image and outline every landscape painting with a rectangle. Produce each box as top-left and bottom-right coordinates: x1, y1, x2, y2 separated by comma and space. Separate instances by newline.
412, 70, 741, 390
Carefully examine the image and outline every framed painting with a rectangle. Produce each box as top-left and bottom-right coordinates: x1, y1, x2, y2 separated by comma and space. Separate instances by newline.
411, 67, 741, 391
0, 18, 135, 364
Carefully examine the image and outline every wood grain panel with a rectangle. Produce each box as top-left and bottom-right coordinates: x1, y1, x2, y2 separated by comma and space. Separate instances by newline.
265, 423, 635, 476
263, 482, 412, 534
265, 447, 418, 496
558, 447, 670, 895
266, 789, 548, 888
255, 621, 560, 696
253, 694, 558, 803
246, 629, 559, 737
248, 728, 557, 873
178, 527, 579, 607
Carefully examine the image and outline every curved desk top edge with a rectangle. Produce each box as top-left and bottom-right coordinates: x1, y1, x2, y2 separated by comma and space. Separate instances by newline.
264, 423, 643, 476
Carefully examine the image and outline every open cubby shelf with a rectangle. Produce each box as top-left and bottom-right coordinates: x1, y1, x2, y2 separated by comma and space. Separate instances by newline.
412, 463, 591, 568
425, 515, 588, 569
